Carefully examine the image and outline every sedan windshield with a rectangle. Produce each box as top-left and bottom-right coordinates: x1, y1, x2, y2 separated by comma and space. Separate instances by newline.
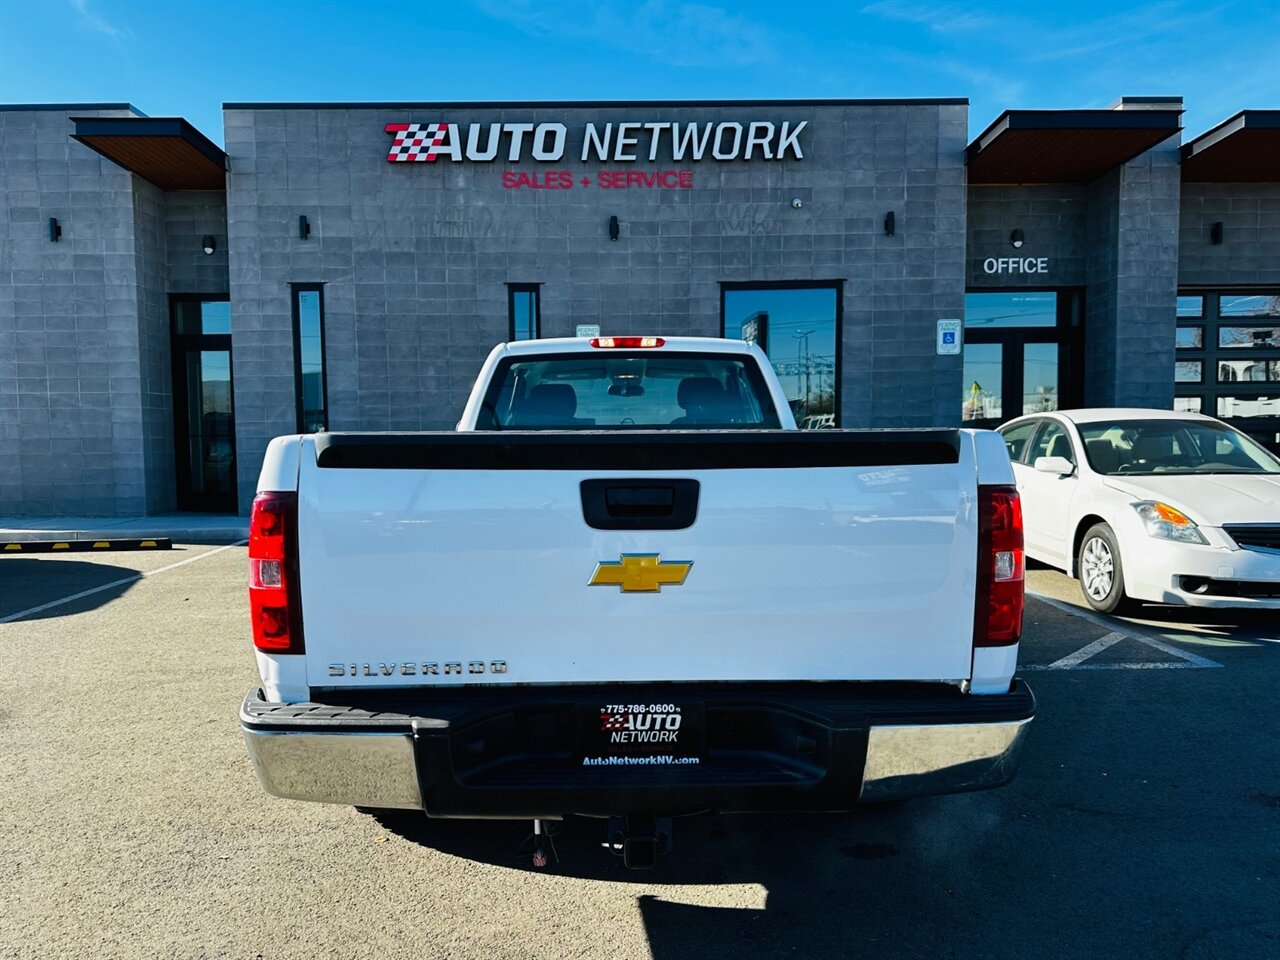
1077, 419, 1280, 475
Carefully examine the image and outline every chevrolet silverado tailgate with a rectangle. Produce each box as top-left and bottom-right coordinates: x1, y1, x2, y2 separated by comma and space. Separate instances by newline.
296, 431, 979, 687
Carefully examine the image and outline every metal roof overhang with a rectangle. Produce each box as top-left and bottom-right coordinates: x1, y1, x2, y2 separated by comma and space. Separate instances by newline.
966, 109, 1183, 185
1180, 111, 1280, 182
71, 117, 226, 190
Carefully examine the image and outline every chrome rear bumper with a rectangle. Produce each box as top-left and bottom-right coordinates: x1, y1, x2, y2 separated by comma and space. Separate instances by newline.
243, 729, 422, 810
241, 683, 1034, 813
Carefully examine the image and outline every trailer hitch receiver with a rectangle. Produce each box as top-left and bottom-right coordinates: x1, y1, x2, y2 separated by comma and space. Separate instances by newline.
607, 815, 672, 869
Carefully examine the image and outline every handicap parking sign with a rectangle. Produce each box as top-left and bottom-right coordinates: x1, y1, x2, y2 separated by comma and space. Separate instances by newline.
936, 319, 962, 355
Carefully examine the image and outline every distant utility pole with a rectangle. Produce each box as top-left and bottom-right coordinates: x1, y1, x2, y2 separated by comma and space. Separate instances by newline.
794, 329, 814, 408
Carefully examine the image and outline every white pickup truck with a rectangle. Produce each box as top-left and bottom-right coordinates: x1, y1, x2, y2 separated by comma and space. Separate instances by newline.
241, 336, 1034, 866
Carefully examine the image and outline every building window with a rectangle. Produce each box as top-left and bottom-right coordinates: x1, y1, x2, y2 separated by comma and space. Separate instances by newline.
1176, 295, 1204, 318
1174, 290, 1280, 444
173, 299, 231, 335
1174, 361, 1203, 383
1220, 294, 1280, 318
721, 281, 841, 427
1175, 326, 1203, 349
292, 284, 327, 433
509, 284, 540, 341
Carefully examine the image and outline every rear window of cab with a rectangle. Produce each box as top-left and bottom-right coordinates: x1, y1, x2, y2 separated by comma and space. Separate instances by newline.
477, 351, 781, 430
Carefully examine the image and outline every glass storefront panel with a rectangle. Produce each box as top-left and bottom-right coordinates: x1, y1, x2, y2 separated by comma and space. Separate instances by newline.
722, 285, 838, 426
1218, 396, 1280, 418
1023, 342, 1058, 413
1219, 326, 1280, 348
1175, 361, 1203, 383
964, 292, 1056, 328
1219, 360, 1280, 383
963, 343, 1003, 422
1176, 326, 1203, 349
174, 300, 231, 335
1174, 397, 1202, 413
1220, 294, 1280, 318
1176, 295, 1203, 318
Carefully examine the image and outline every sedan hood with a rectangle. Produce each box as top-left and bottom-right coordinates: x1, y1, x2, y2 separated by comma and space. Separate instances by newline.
1101, 474, 1280, 526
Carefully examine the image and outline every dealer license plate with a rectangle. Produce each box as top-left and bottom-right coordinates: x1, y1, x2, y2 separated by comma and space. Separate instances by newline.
578, 702, 705, 766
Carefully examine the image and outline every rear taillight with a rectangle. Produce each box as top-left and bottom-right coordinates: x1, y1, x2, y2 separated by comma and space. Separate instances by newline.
249, 491, 303, 653
589, 336, 665, 348
974, 484, 1024, 647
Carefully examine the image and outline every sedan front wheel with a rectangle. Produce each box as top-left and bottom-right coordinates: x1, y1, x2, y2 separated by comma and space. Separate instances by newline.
1078, 523, 1131, 614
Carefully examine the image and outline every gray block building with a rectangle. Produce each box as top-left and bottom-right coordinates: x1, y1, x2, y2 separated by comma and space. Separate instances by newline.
1, 98, 1277, 516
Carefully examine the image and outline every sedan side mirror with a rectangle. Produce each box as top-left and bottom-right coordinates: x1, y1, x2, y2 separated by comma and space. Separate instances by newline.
1034, 455, 1075, 476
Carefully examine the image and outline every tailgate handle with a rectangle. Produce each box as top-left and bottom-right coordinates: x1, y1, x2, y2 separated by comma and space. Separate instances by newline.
580, 479, 699, 530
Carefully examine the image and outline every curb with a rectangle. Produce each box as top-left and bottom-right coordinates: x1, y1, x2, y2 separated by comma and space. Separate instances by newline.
1, 538, 174, 553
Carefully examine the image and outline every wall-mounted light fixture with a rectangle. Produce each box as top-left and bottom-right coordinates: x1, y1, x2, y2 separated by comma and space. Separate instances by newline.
1210, 221, 1224, 245
1010, 228, 1025, 249
883, 211, 895, 236
201, 235, 217, 256
608, 215, 620, 241
299, 215, 311, 240
791, 197, 804, 209
49, 218, 62, 242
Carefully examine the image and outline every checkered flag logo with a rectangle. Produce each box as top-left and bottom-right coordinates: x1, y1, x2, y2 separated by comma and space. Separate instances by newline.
385, 123, 449, 162
600, 713, 627, 731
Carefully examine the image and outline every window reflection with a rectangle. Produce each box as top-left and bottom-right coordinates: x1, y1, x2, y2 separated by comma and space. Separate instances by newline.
1219, 360, 1280, 383
1023, 342, 1059, 413
1175, 327, 1203, 349
723, 285, 839, 426
1218, 396, 1280, 418
963, 343, 1002, 421
1219, 326, 1280, 348
1175, 361, 1202, 383
509, 285, 540, 341
1176, 296, 1203, 318
292, 286, 327, 433
964, 292, 1056, 328
1220, 294, 1280, 318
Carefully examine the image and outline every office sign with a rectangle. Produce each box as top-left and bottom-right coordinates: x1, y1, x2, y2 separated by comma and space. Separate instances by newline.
982, 257, 1050, 274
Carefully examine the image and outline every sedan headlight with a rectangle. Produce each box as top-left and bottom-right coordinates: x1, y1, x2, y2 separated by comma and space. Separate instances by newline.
1131, 501, 1208, 544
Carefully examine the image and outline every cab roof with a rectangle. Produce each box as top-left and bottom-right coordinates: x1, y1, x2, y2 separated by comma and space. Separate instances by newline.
497, 336, 757, 357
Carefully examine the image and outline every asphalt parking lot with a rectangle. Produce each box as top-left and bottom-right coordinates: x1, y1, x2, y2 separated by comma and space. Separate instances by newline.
2, 547, 1278, 960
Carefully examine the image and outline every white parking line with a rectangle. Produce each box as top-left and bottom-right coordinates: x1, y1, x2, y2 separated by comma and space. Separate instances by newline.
0, 540, 247, 625
1038, 631, 1126, 668
1025, 591, 1224, 670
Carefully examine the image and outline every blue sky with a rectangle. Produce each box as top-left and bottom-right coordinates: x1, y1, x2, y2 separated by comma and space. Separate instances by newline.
1, 0, 1276, 145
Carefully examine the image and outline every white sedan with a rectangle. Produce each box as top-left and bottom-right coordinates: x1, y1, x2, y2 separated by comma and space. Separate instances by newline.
997, 408, 1280, 613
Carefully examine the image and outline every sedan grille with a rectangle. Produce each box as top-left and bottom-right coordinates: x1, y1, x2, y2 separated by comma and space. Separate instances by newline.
1224, 524, 1280, 551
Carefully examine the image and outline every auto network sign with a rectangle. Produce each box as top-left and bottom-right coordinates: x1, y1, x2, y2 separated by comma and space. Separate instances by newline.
384, 119, 807, 190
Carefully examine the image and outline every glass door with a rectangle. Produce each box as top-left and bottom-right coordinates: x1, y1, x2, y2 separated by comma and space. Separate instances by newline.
962, 291, 1080, 428
171, 298, 236, 512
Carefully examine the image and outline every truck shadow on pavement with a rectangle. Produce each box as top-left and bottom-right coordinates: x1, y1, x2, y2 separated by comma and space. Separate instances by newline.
0, 558, 140, 622
370, 797, 1001, 958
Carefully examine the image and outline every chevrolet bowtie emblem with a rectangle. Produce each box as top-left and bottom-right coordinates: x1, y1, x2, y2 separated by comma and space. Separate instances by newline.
589, 554, 692, 593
